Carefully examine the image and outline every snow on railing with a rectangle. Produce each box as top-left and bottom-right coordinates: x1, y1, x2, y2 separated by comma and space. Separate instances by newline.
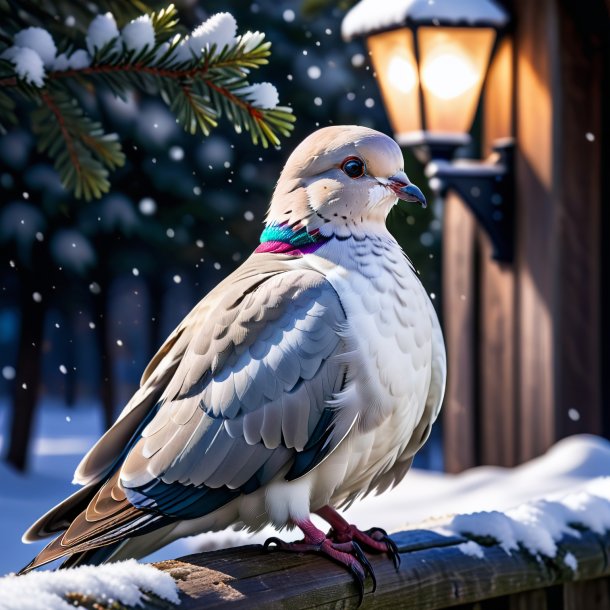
0, 560, 179, 610
3, 479, 610, 608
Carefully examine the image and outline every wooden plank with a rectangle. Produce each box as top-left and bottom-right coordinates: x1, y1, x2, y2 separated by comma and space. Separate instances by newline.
482, 37, 514, 153
508, 590, 548, 610
442, 192, 478, 473
513, 0, 558, 462
563, 578, 610, 610
478, 36, 517, 467
511, 0, 606, 461
152, 528, 610, 610
553, 0, 603, 440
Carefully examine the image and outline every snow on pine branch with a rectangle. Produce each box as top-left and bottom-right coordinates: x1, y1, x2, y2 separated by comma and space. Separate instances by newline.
439, 476, 610, 570
0, 4, 294, 199
235, 82, 280, 110
2, 7, 283, 111
0, 560, 179, 610
1, 46, 45, 87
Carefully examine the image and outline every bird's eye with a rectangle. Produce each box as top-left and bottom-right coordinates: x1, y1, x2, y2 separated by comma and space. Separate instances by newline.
341, 157, 366, 179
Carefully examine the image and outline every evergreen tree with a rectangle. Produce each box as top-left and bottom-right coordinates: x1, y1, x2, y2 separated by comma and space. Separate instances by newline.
0, 1, 294, 200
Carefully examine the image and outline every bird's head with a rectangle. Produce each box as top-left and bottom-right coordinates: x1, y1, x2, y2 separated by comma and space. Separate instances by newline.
265, 125, 426, 237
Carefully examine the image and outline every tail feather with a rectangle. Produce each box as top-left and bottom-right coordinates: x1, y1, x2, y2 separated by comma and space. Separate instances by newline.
19, 541, 124, 574
58, 542, 125, 570
22, 484, 97, 543
19, 470, 166, 574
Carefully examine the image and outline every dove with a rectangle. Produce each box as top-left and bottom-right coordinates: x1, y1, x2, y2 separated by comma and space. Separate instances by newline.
20, 125, 446, 598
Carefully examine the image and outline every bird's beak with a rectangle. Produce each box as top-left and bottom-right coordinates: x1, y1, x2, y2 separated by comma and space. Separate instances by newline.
383, 172, 427, 208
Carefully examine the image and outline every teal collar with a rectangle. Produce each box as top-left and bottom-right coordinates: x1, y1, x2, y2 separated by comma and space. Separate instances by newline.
256, 223, 329, 255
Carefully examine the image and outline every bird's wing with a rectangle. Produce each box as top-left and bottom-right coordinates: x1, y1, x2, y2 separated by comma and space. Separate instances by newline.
24, 257, 287, 544
23, 255, 355, 567
118, 261, 354, 519
71, 257, 289, 488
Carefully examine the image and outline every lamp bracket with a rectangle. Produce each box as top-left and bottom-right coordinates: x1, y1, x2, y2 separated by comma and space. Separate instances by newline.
425, 138, 514, 263
398, 131, 472, 164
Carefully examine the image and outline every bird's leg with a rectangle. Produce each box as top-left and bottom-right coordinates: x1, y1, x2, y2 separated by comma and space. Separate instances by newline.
315, 505, 401, 569
264, 517, 375, 603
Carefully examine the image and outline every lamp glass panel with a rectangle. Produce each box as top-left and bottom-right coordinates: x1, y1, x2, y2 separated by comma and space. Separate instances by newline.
367, 29, 421, 138
418, 27, 496, 134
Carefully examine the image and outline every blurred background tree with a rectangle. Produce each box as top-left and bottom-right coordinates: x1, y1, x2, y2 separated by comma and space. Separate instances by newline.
0, 0, 441, 472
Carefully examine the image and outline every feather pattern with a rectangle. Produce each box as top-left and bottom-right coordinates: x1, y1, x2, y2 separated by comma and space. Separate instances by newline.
21, 125, 446, 573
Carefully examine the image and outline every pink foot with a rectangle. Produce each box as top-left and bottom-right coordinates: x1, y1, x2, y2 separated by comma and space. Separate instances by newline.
263, 518, 375, 603
316, 505, 401, 569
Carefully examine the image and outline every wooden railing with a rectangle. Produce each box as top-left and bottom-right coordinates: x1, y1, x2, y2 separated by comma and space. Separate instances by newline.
151, 525, 610, 609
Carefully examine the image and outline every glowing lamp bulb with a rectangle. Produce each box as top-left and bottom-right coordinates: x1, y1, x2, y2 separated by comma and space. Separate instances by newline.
421, 52, 478, 100
387, 56, 417, 93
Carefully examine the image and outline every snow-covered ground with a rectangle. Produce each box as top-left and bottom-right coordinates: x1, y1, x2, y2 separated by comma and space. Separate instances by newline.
1, 398, 610, 576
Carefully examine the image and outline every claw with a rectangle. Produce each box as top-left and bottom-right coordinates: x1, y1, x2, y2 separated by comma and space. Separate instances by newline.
365, 527, 388, 538
351, 542, 376, 593
384, 535, 401, 569
348, 562, 366, 606
263, 523, 374, 605
263, 536, 284, 549
360, 527, 400, 570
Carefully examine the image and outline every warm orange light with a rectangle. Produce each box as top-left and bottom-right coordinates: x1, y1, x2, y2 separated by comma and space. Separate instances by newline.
421, 52, 479, 100
387, 56, 418, 93
418, 27, 496, 133
367, 29, 421, 138
367, 25, 496, 140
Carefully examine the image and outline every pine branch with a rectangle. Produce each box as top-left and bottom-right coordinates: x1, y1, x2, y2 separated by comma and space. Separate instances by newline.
0, 58, 17, 132
32, 87, 125, 200
1, 4, 295, 199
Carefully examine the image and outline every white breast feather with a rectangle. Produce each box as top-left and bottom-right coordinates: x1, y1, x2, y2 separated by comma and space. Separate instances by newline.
298, 234, 435, 508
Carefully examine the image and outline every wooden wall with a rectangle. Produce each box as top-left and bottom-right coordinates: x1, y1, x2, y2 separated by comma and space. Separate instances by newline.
442, 0, 608, 472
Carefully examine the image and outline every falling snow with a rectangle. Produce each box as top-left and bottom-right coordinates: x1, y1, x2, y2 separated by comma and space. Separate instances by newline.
51, 231, 96, 274
138, 197, 157, 215
568, 409, 581, 422
1, 366, 16, 380
307, 66, 322, 79
351, 53, 365, 68
169, 146, 184, 161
